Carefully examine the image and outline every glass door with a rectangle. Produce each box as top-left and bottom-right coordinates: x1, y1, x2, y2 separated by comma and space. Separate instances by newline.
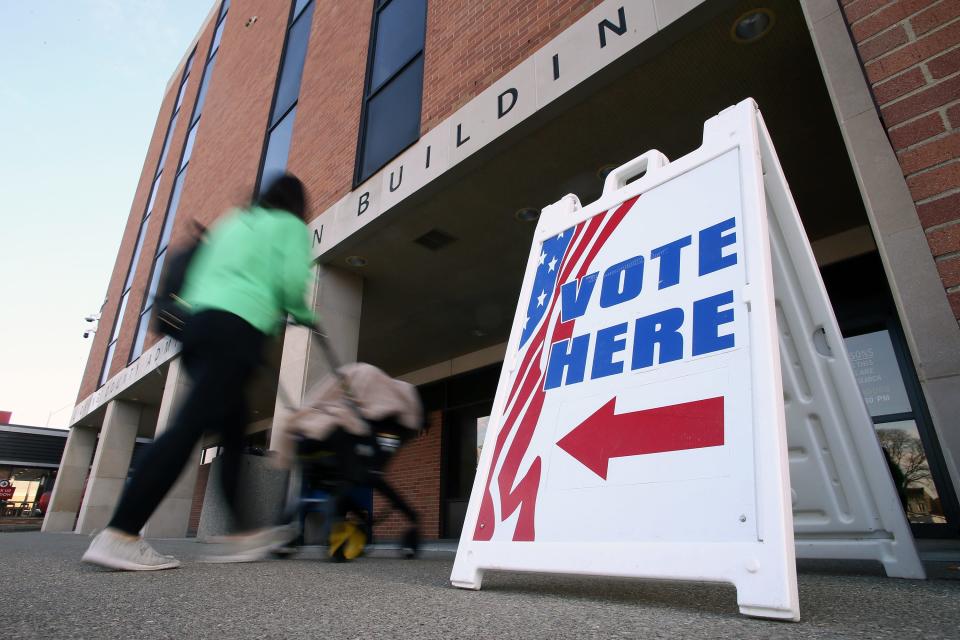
844, 330, 953, 527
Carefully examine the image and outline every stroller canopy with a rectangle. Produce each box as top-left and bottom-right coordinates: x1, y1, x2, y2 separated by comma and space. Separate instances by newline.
276, 362, 423, 468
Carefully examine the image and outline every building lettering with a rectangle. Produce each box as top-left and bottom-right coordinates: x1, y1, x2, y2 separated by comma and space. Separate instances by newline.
598, 6, 627, 48
456, 123, 471, 147
390, 166, 403, 192
498, 88, 518, 119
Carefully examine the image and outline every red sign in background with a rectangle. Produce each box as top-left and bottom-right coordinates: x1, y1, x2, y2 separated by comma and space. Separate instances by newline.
0, 486, 15, 500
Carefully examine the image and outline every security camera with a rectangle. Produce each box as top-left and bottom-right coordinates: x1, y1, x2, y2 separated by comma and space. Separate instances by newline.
85, 314, 99, 323
83, 330, 95, 339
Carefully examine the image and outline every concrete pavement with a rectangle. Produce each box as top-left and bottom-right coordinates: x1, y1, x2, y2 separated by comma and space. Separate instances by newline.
3, 532, 959, 639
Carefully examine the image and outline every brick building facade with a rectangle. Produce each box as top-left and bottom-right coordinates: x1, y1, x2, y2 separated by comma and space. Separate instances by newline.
842, 0, 960, 320
45, 0, 960, 545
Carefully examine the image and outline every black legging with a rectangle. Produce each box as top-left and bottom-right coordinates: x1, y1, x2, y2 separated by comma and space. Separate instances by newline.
109, 310, 266, 535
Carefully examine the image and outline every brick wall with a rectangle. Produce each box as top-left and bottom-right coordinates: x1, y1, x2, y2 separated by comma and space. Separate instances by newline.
139, 0, 291, 357
373, 410, 441, 541
421, 0, 605, 133
843, 0, 960, 320
290, 1, 372, 219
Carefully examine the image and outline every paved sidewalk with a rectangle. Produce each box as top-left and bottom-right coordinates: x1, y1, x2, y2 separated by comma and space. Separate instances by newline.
3, 532, 959, 639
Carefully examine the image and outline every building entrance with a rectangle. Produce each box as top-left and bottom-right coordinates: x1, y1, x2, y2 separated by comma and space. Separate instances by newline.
823, 253, 960, 536
419, 364, 500, 539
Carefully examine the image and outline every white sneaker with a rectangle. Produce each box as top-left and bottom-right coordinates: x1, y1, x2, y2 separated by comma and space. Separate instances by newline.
82, 528, 181, 571
201, 524, 297, 563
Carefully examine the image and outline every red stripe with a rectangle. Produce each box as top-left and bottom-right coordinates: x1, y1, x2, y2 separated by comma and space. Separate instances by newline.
474, 196, 641, 541
575, 195, 638, 280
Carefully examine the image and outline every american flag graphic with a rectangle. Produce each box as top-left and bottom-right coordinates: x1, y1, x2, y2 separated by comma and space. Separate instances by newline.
474, 195, 640, 541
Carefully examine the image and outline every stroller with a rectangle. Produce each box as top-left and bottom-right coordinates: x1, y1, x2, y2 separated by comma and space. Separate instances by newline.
272, 326, 424, 561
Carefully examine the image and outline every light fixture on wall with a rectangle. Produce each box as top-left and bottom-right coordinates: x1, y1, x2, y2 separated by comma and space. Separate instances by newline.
596, 164, 618, 180
514, 207, 540, 222
731, 9, 775, 44
345, 255, 368, 267
83, 312, 100, 339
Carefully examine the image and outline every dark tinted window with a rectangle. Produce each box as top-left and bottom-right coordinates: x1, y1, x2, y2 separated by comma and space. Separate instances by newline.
111, 292, 129, 343
173, 78, 189, 114
272, 3, 314, 126
210, 17, 226, 57
180, 122, 199, 170
192, 55, 217, 123
110, 291, 130, 342
124, 219, 150, 290
260, 108, 296, 194
100, 341, 117, 386
130, 311, 150, 361
293, 0, 311, 19
145, 172, 162, 216
360, 56, 423, 180
157, 112, 178, 170
370, 0, 426, 90
145, 250, 166, 309
160, 171, 187, 249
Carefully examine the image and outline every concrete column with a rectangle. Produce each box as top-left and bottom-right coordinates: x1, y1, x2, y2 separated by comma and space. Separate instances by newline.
41, 425, 97, 532
75, 400, 142, 534
143, 357, 201, 538
271, 265, 363, 450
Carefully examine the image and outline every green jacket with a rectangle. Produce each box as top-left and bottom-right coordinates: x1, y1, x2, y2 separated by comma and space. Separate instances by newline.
180, 206, 316, 334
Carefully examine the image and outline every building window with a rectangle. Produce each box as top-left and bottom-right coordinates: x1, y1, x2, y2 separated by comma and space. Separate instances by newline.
261, 107, 297, 190
172, 51, 195, 115
129, 1, 229, 363
293, 0, 310, 20
145, 250, 167, 310
123, 218, 150, 291
255, 0, 315, 195
98, 47, 196, 386
159, 171, 187, 250
210, 16, 227, 58
130, 308, 151, 361
99, 341, 117, 387
356, 0, 426, 184
157, 112, 179, 170
192, 55, 217, 124
145, 172, 163, 216
271, 4, 313, 128
180, 122, 199, 171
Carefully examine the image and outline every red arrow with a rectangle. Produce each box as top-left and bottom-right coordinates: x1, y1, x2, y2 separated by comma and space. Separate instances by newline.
556, 396, 724, 479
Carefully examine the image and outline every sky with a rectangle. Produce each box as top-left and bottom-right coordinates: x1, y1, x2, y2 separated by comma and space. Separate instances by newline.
0, 1, 216, 428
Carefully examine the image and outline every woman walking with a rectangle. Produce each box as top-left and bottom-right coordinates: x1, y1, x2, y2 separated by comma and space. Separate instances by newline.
83, 173, 316, 570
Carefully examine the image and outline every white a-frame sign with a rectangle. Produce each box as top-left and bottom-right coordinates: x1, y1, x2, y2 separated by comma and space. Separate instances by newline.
452, 99, 924, 621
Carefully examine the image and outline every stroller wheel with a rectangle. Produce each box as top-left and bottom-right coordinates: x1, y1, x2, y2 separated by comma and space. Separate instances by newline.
401, 526, 420, 559
329, 521, 367, 562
